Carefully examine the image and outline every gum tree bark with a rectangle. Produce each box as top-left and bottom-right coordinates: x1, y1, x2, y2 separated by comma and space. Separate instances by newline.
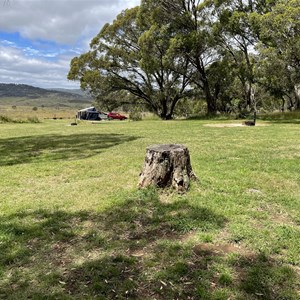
139, 144, 196, 192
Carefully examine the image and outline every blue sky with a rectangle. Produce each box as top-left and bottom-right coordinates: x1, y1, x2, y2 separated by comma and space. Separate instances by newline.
0, 31, 78, 60
0, 0, 139, 89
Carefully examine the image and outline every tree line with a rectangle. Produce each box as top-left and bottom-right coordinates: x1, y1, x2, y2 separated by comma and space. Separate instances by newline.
68, 0, 300, 120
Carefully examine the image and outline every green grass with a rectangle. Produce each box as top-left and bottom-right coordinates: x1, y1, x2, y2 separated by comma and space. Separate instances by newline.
258, 111, 300, 124
0, 118, 299, 299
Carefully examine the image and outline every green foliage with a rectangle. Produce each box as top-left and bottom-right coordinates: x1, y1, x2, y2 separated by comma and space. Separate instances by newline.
68, 6, 192, 120
174, 97, 205, 118
0, 115, 41, 124
259, 110, 300, 122
27, 116, 41, 123
0, 115, 14, 123
94, 90, 129, 112
219, 273, 233, 286
256, 0, 300, 110
129, 107, 143, 121
68, 0, 300, 117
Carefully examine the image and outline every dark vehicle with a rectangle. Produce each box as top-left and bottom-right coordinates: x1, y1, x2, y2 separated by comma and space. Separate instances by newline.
107, 112, 127, 120
77, 107, 100, 120
77, 107, 109, 121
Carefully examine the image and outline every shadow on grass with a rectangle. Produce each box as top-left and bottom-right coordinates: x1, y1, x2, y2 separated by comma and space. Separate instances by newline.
0, 133, 138, 166
235, 254, 298, 300
0, 189, 298, 299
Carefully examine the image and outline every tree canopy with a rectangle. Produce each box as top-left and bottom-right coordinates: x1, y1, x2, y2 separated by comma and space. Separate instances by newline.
68, 0, 300, 119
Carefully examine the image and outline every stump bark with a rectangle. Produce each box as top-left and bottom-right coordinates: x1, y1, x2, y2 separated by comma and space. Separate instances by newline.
139, 144, 196, 192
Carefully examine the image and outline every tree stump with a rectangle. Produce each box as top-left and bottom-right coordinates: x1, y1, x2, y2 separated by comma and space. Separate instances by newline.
138, 144, 196, 192
243, 111, 257, 126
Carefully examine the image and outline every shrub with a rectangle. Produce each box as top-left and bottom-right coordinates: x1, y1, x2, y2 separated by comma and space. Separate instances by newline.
27, 116, 41, 123
0, 115, 14, 123
0, 115, 41, 124
32, 107, 38, 111
259, 111, 300, 121
129, 108, 142, 121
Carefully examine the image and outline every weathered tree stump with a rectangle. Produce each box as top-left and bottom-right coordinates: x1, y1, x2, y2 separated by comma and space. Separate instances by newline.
243, 111, 257, 126
139, 144, 196, 192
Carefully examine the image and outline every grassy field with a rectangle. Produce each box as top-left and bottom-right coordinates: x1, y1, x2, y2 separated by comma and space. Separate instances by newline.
0, 105, 78, 121
0, 118, 299, 299
0, 95, 91, 110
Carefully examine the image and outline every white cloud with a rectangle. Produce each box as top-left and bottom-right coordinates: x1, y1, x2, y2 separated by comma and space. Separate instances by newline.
0, 0, 140, 45
0, 45, 78, 88
0, 0, 140, 88
1, 40, 16, 46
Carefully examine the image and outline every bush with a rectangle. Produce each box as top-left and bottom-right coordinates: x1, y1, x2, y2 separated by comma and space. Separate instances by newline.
174, 98, 205, 118
0, 115, 14, 123
32, 107, 38, 111
129, 109, 142, 121
0, 115, 41, 124
237, 109, 252, 119
27, 116, 41, 123
259, 111, 300, 121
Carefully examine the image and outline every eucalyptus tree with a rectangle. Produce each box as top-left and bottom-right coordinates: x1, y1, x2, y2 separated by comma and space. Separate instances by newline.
145, 0, 293, 114
208, 1, 264, 111
68, 6, 192, 120
255, 48, 296, 111
257, 0, 300, 110
149, 0, 221, 115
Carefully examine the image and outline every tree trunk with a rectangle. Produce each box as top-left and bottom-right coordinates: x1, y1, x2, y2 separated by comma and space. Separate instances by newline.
281, 97, 285, 112
206, 95, 217, 116
244, 82, 252, 111
204, 81, 217, 116
294, 86, 300, 110
139, 144, 196, 192
194, 57, 217, 116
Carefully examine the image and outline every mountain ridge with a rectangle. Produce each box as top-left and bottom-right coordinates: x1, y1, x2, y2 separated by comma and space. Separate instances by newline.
0, 83, 92, 108
0, 83, 90, 99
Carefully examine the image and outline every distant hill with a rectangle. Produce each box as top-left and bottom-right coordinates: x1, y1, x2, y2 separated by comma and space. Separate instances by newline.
49, 88, 89, 97
0, 83, 92, 108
